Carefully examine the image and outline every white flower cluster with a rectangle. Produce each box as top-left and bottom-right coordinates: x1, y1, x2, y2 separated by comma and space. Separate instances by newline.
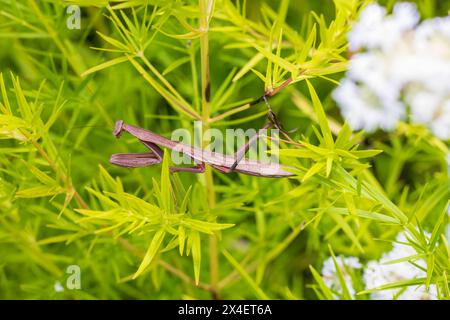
321, 232, 437, 300
333, 2, 450, 140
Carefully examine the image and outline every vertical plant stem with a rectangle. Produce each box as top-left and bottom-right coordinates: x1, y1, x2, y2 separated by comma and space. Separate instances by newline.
199, 0, 211, 121
189, 44, 200, 111
199, 0, 219, 299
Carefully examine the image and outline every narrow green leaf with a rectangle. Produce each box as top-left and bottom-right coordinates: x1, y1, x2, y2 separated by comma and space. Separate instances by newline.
306, 80, 334, 148
81, 56, 129, 77
0, 73, 11, 114
162, 56, 190, 75
160, 149, 172, 213
191, 231, 201, 285
358, 278, 427, 295
318, 207, 400, 224
233, 53, 264, 82
329, 245, 352, 300
178, 225, 186, 256
133, 229, 166, 279
16, 185, 65, 198
309, 265, 335, 300
302, 162, 325, 182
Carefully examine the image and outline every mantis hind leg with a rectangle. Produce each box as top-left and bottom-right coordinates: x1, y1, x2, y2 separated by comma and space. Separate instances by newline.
211, 164, 233, 174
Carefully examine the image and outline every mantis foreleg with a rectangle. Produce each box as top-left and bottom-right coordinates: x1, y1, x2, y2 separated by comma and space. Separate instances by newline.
228, 122, 273, 172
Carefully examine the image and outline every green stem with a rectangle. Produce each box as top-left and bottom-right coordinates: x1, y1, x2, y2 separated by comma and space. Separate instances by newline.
199, 0, 219, 300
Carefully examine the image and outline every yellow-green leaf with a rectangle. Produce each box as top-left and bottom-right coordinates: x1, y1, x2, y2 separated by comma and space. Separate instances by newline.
191, 231, 201, 285
306, 80, 334, 148
81, 56, 129, 77
16, 184, 65, 198
133, 229, 166, 279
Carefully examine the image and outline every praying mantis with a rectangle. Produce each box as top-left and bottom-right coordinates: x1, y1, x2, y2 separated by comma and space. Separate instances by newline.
110, 109, 296, 178
110, 120, 295, 178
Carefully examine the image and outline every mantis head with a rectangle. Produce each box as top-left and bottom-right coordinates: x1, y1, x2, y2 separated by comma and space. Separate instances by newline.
113, 120, 125, 138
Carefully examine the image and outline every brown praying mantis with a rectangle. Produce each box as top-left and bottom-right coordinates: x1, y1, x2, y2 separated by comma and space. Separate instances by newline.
110, 98, 296, 178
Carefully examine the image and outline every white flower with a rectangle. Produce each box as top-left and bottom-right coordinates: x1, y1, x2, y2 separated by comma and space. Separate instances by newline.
332, 79, 404, 132
397, 18, 450, 93
402, 17, 450, 139
321, 255, 362, 297
414, 17, 450, 53
348, 52, 403, 101
334, 2, 450, 140
348, 3, 387, 51
405, 89, 450, 140
363, 232, 437, 300
348, 2, 419, 52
